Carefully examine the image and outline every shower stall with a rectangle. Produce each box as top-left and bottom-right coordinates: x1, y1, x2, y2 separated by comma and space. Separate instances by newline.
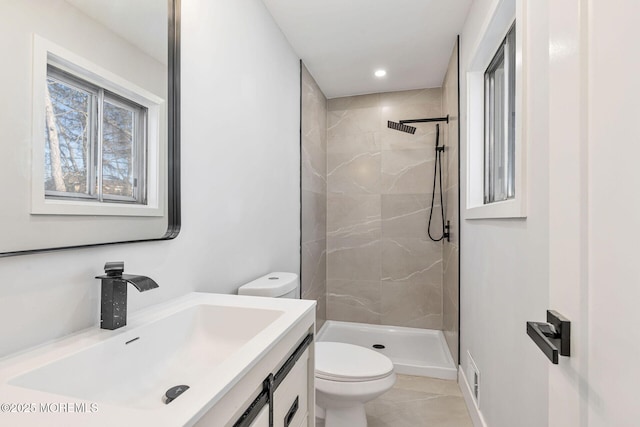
300, 41, 460, 380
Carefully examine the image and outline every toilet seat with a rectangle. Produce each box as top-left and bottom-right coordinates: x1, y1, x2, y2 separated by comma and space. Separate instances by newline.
315, 342, 394, 382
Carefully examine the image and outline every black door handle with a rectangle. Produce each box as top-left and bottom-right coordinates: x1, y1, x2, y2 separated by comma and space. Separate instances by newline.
526, 310, 570, 364
284, 396, 299, 427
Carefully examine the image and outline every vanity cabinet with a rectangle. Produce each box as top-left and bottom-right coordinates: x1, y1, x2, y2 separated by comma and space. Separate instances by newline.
193, 324, 315, 427
244, 346, 308, 427
234, 339, 311, 427
272, 348, 309, 427
247, 407, 268, 427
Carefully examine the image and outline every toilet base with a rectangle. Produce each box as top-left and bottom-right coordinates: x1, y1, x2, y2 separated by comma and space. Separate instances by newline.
324, 404, 367, 427
315, 372, 396, 427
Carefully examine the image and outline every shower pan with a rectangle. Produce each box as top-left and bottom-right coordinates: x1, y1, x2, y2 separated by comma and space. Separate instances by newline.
317, 321, 457, 380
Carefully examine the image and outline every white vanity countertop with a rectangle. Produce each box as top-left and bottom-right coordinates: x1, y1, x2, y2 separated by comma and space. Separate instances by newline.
0, 292, 315, 426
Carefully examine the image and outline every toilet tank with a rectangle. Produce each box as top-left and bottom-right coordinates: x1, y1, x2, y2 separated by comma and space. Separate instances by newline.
238, 272, 299, 299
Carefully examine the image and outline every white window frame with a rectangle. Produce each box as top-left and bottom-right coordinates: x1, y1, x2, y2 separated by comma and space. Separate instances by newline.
32, 34, 165, 217
465, 0, 526, 219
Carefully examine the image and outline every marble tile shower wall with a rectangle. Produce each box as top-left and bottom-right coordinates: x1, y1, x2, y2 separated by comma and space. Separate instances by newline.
442, 42, 460, 364
326, 89, 444, 329
301, 64, 327, 329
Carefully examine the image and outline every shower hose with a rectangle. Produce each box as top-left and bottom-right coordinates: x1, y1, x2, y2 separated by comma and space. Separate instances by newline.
427, 123, 447, 242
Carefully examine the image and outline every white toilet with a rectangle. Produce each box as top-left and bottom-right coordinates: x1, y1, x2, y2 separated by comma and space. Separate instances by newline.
238, 273, 396, 427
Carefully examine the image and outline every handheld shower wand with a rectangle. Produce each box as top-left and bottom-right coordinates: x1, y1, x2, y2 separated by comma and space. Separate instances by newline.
427, 124, 449, 242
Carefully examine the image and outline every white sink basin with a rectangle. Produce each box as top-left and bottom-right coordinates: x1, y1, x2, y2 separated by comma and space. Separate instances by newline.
0, 292, 315, 426
10, 305, 282, 408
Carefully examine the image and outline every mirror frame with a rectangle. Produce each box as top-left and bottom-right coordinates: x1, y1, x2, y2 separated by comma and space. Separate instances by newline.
0, 0, 181, 257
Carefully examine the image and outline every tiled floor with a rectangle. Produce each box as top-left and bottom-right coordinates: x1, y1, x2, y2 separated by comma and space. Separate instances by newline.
317, 374, 473, 427
365, 374, 473, 426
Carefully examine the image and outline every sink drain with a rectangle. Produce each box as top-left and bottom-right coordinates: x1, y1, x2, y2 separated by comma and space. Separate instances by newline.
372, 344, 385, 349
164, 385, 189, 404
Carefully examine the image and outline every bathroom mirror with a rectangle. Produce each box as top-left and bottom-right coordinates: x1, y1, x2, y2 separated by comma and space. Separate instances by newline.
0, 0, 180, 256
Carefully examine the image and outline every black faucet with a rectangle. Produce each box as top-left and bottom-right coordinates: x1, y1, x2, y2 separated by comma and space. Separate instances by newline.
95, 261, 159, 330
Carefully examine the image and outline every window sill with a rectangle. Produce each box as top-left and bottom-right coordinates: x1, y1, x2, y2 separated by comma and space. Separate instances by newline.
465, 197, 526, 220
31, 199, 163, 217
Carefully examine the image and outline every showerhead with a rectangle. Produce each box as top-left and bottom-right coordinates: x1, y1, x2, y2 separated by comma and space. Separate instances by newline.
387, 120, 417, 134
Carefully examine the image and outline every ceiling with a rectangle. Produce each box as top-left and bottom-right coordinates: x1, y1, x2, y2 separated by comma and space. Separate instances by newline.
261, 0, 472, 99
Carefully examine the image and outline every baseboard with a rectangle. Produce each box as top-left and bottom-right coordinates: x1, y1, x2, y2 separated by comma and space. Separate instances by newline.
458, 365, 488, 427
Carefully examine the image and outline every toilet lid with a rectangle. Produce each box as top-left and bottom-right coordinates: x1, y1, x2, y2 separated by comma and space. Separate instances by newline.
315, 342, 394, 382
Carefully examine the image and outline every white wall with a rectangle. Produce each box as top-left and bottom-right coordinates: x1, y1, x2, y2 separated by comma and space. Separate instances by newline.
459, 0, 550, 426
0, 0, 300, 358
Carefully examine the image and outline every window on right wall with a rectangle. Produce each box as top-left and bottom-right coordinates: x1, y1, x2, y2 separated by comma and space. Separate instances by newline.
464, 1, 524, 220
484, 24, 516, 204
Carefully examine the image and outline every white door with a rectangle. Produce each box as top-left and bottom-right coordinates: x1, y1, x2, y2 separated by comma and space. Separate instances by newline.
548, 0, 640, 426
585, 0, 640, 425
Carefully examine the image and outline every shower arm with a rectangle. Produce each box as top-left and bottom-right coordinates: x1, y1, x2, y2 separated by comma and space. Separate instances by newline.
399, 115, 449, 125
399, 116, 450, 151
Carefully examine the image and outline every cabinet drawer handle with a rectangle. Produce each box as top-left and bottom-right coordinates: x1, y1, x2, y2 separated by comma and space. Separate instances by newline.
284, 396, 299, 427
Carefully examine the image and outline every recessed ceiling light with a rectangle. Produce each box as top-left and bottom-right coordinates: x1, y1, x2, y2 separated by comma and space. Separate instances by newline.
374, 69, 387, 78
